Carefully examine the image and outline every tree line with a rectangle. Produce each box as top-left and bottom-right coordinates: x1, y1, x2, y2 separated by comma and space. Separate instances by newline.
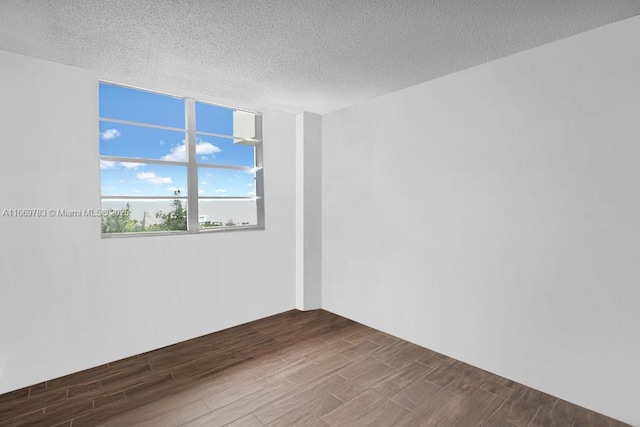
101, 191, 237, 233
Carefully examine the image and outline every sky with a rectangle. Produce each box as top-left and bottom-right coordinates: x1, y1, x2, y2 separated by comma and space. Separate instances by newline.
99, 83, 256, 198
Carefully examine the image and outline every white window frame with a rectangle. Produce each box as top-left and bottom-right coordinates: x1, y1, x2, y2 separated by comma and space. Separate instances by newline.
99, 81, 264, 237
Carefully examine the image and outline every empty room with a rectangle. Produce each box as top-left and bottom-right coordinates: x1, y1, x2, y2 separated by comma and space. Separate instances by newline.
1, 1, 639, 426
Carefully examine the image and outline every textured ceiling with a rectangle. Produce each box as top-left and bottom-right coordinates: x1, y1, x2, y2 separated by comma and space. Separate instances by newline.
0, 1, 639, 114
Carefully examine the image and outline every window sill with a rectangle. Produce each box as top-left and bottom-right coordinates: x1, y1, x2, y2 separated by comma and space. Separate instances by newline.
100, 224, 265, 239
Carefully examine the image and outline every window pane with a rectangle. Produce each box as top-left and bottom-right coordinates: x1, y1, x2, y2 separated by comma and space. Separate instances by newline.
198, 167, 255, 198
198, 199, 258, 228
100, 162, 188, 197
101, 199, 188, 233
99, 83, 185, 128
99, 121, 187, 161
193, 135, 254, 167
195, 102, 233, 135
195, 102, 257, 139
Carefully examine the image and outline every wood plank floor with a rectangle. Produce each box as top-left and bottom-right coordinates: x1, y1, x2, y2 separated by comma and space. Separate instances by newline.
0, 309, 629, 426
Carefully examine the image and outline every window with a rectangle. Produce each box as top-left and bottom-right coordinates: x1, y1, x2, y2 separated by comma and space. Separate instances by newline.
99, 82, 264, 236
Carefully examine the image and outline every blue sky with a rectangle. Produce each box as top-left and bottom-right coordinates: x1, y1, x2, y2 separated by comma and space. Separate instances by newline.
99, 83, 256, 198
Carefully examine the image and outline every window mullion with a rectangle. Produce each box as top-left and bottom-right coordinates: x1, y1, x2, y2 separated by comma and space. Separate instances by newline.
185, 98, 199, 233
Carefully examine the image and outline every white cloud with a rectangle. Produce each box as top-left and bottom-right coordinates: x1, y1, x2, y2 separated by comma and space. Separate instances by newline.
121, 162, 144, 170
136, 171, 173, 185
196, 141, 221, 155
201, 181, 209, 186
199, 156, 209, 161
137, 172, 155, 180
100, 160, 117, 170
161, 143, 186, 162
206, 173, 213, 178
216, 188, 226, 194
119, 180, 125, 184
100, 128, 121, 140
132, 189, 141, 193
161, 140, 221, 162
166, 186, 184, 193
198, 190, 207, 196
246, 183, 253, 187
247, 191, 256, 196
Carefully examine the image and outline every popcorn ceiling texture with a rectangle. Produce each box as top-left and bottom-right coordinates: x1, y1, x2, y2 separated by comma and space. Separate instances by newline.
0, 0, 638, 114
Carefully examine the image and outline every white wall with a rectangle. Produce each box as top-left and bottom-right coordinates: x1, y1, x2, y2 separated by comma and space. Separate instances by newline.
295, 112, 322, 310
0, 50, 296, 394
323, 16, 640, 425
